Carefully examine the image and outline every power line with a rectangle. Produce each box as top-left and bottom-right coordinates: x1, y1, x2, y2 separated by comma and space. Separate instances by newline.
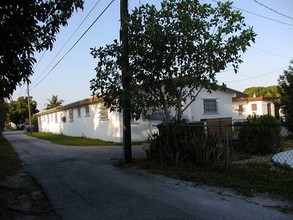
31, 0, 102, 86
252, 0, 293, 21
18, 51, 47, 96
211, 0, 293, 27
30, 0, 116, 91
251, 46, 291, 59
33, 51, 46, 71
225, 66, 286, 83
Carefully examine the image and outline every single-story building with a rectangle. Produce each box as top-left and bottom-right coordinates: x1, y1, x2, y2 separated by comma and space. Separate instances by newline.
36, 87, 277, 142
232, 96, 277, 120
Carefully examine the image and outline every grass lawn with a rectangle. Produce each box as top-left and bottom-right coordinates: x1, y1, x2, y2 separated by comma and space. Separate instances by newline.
26, 132, 144, 146
0, 133, 22, 182
118, 159, 293, 204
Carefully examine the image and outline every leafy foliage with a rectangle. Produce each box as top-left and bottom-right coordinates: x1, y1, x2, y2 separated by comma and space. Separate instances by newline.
278, 60, 293, 132
90, 0, 256, 122
243, 85, 280, 97
237, 115, 281, 155
8, 96, 39, 126
0, 0, 84, 100
0, 100, 8, 131
149, 122, 229, 167
45, 95, 64, 110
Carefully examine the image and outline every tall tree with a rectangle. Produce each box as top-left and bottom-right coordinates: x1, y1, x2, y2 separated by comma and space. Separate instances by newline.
45, 95, 64, 110
8, 96, 39, 126
0, 0, 84, 100
243, 85, 280, 97
90, 0, 256, 123
278, 60, 293, 131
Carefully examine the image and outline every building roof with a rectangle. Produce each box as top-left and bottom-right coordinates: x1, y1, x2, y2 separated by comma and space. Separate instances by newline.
35, 97, 101, 116
232, 96, 278, 102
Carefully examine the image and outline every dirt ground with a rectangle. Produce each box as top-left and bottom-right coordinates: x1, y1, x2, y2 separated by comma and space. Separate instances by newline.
0, 171, 55, 220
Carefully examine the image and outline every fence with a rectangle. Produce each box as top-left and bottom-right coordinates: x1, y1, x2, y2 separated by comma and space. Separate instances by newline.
149, 122, 293, 171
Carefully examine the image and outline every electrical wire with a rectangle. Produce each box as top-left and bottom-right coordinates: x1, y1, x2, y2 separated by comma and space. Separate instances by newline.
252, 0, 293, 21
251, 46, 291, 59
18, 51, 47, 96
211, 0, 293, 27
30, 0, 116, 91
225, 66, 286, 83
31, 0, 102, 86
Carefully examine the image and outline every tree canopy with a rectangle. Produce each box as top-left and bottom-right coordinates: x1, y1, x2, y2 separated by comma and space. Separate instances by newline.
90, 0, 256, 122
45, 95, 64, 110
8, 96, 39, 126
0, 0, 84, 100
278, 60, 293, 131
243, 85, 280, 97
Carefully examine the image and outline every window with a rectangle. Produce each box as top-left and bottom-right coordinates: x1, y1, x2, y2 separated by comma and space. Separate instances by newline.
267, 103, 271, 115
149, 109, 165, 120
251, 103, 257, 111
238, 105, 244, 115
203, 99, 217, 114
47, 115, 49, 123
69, 109, 74, 122
99, 106, 108, 120
55, 113, 58, 123
85, 106, 90, 117
77, 108, 81, 117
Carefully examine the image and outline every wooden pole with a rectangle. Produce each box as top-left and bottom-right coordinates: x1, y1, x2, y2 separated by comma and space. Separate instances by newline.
120, 0, 132, 163
27, 82, 33, 134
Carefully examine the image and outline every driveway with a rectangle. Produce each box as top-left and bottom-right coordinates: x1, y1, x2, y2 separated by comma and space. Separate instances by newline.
3, 131, 293, 220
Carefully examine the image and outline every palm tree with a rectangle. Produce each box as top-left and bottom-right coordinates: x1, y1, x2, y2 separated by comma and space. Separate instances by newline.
45, 95, 64, 110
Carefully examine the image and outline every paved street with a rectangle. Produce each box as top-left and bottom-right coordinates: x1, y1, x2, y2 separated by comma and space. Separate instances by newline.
3, 131, 293, 220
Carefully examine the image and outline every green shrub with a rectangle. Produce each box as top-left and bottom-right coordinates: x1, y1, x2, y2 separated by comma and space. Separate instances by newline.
237, 115, 281, 155
152, 122, 228, 167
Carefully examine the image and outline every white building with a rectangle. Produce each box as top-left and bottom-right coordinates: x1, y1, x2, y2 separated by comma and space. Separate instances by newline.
232, 96, 277, 120
36, 88, 277, 141
36, 88, 244, 141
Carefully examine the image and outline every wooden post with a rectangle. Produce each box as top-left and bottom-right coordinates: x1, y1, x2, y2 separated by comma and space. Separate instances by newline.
27, 82, 33, 134
120, 0, 132, 163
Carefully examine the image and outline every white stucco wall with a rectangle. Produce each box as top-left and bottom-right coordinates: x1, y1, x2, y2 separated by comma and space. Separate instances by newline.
37, 103, 161, 142
232, 99, 276, 120
184, 89, 233, 121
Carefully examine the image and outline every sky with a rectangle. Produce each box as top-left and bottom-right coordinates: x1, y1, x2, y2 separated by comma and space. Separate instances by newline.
11, 0, 293, 110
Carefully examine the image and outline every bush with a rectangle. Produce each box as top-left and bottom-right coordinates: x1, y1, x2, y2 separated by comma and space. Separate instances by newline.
237, 115, 281, 155
152, 122, 228, 167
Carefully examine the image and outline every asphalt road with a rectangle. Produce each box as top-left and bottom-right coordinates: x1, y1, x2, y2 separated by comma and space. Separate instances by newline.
3, 131, 293, 220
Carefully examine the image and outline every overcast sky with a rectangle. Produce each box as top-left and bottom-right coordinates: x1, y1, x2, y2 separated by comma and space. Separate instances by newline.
12, 0, 293, 110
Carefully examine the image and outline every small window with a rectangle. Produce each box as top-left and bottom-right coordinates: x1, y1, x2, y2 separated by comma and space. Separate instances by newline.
238, 105, 244, 115
69, 109, 74, 122
77, 108, 81, 117
149, 109, 165, 120
47, 115, 49, 123
203, 99, 217, 114
85, 106, 90, 117
55, 113, 58, 123
267, 103, 271, 115
100, 106, 108, 120
251, 103, 257, 111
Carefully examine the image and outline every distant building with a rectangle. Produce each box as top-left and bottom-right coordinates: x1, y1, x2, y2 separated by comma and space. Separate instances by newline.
232, 96, 277, 120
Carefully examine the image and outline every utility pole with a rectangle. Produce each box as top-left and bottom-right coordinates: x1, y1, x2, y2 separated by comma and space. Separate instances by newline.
120, 0, 132, 163
27, 82, 33, 134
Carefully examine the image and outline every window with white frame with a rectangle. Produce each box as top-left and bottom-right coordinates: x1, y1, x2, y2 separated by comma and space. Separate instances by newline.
203, 99, 218, 114
55, 113, 58, 123
85, 105, 90, 117
69, 109, 74, 122
77, 108, 81, 117
149, 109, 165, 120
99, 105, 108, 120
